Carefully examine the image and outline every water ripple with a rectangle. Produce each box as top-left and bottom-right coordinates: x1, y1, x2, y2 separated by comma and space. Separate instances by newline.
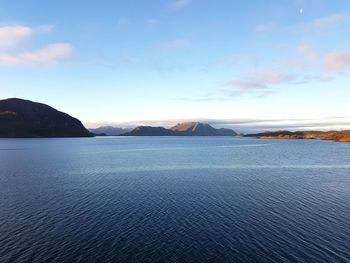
0, 137, 349, 262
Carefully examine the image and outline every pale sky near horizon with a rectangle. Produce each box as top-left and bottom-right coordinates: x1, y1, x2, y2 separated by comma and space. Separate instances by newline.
1, 0, 350, 132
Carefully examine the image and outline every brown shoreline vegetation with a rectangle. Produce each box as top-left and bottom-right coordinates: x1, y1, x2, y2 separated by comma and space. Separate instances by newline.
246, 131, 350, 143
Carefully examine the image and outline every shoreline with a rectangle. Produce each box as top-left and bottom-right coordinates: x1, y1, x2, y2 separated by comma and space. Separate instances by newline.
250, 131, 350, 143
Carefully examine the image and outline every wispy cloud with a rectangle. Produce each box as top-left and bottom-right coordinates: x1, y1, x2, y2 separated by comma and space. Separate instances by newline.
224, 80, 266, 95
177, 70, 297, 101
181, 40, 350, 101
170, 0, 191, 10
295, 43, 350, 74
0, 25, 32, 50
323, 52, 350, 73
297, 43, 319, 60
161, 39, 191, 49
308, 14, 347, 30
0, 43, 73, 65
256, 13, 348, 36
0, 24, 73, 66
224, 70, 295, 96
296, 13, 349, 35
224, 43, 350, 97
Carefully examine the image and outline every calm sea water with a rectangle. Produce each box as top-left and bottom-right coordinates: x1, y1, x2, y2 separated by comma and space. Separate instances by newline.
0, 137, 350, 262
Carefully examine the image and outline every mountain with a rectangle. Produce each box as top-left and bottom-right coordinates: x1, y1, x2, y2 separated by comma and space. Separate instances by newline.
245, 130, 350, 143
122, 126, 173, 136
0, 98, 92, 138
89, 126, 132, 136
171, 122, 237, 136
122, 122, 237, 136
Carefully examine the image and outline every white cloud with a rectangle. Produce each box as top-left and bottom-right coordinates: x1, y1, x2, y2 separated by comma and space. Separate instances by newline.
0, 26, 32, 50
0, 24, 73, 66
323, 52, 350, 73
0, 43, 73, 65
161, 39, 191, 49
170, 0, 191, 10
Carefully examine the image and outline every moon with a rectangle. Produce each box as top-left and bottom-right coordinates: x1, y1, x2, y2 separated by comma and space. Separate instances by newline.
299, 8, 304, 14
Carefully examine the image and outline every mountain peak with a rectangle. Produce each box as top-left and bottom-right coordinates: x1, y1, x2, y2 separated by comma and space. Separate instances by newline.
121, 121, 237, 136
170, 122, 236, 136
170, 122, 205, 132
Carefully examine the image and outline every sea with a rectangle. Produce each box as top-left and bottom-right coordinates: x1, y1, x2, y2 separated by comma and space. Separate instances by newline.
0, 137, 349, 262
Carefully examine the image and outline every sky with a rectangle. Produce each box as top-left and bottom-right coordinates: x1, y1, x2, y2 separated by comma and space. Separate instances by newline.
1, 0, 350, 132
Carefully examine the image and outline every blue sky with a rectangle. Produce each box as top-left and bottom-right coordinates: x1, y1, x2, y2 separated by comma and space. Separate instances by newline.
1, 0, 350, 132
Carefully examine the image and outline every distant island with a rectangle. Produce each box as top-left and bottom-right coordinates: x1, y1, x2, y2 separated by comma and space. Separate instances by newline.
89, 126, 132, 136
121, 122, 237, 136
246, 131, 350, 143
0, 98, 92, 138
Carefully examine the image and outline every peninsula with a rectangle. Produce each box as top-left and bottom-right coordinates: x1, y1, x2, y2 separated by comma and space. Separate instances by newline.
246, 131, 350, 143
0, 98, 92, 138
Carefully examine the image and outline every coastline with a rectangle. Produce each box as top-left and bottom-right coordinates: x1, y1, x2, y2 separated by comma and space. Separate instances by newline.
253, 131, 350, 143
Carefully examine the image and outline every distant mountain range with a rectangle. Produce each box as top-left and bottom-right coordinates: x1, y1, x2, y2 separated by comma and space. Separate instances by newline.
0, 98, 92, 138
0, 98, 237, 138
2, 97, 349, 142
122, 122, 237, 136
89, 126, 131, 136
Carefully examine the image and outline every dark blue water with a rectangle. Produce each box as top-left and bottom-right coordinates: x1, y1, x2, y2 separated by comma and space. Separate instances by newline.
0, 137, 350, 262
